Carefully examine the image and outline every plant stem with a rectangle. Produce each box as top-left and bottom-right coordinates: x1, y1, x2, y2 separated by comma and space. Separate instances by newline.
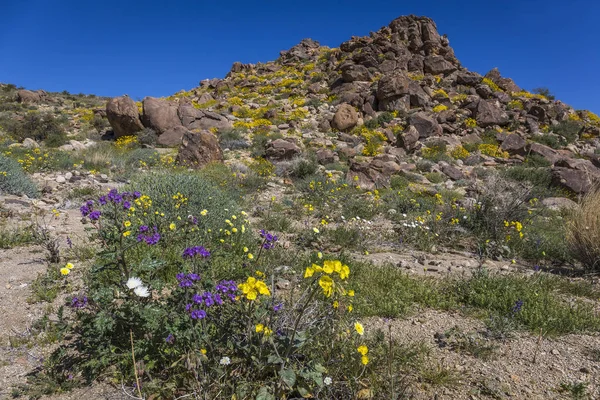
130, 329, 142, 399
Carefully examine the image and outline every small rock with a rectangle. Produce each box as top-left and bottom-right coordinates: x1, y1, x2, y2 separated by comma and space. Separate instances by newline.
551, 349, 560, 356
55, 176, 66, 184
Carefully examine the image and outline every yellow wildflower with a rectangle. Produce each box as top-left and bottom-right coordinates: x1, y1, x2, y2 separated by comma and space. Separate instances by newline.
319, 275, 334, 297
354, 322, 364, 335
60, 268, 70, 276
357, 345, 368, 355
169, 223, 176, 231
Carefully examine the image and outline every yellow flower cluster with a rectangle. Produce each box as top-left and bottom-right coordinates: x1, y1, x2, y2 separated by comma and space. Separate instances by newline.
255, 323, 273, 337
504, 220, 524, 240
432, 89, 449, 98
479, 143, 509, 159
451, 93, 468, 104
233, 119, 272, 129
115, 135, 138, 149
172, 192, 188, 209
450, 145, 470, 160
17, 148, 51, 172
304, 260, 350, 298
508, 100, 524, 110
238, 277, 271, 300
432, 104, 448, 113
464, 118, 477, 128
357, 344, 369, 365
60, 262, 74, 276
482, 78, 502, 92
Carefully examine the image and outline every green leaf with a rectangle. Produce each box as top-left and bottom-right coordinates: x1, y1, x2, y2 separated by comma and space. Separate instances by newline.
255, 386, 274, 400
280, 368, 297, 388
267, 354, 283, 364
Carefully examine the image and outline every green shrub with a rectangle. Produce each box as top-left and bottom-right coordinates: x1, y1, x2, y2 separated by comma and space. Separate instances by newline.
566, 189, 600, 273
552, 120, 582, 144
7, 112, 68, 146
0, 155, 38, 197
364, 112, 394, 129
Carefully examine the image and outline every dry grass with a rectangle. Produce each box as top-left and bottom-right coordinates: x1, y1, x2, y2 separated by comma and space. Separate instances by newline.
566, 189, 600, 272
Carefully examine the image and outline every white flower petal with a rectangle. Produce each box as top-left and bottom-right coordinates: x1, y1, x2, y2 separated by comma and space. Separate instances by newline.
134, 285, 150, 297
126, 277, 143, 289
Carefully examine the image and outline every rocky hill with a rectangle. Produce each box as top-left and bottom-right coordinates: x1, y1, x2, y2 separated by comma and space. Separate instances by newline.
101, 15, 600, 195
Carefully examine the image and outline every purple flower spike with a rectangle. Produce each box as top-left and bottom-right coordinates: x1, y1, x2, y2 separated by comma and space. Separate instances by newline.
165, 333, 175, 344
88, 210, 101, 221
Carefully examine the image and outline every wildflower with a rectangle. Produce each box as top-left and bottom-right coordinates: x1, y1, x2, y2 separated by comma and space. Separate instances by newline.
190, 309, 207, 319
324, 377, 332, 386
134, 286, 150, 298
165, 333, 175, 344
60, 267, 70, 275
247, 253, 254, 260
238, 277, 270, 300
176, 273, 201, 288
255, 324, 265, 333
347, 305, 353, 312
169, 223, 176, 231
126, 277, 143, 289
313, 227, 320, 234
317, 251, 323, 259
333, 300, 339, 309
65, 262, 74, 270
66, 236, 72, 248
512, 299, 524, 314
357, 345, 368, 355
216, 280, 238, 301
319, 275, 334, 297
354, 322, 364, 335
361, 355, 369, 365
200, 348, 207, 355
70, 296, 88, 308
124, 221, 131, 227
200, 209, 208, 216
259, 229, 278, 249
219, 357, 231, 366
123, 231, 131, 237
182, 246, 210, 258
88, 210, 101, 221
348, 290, 355, 297
243, 247, 249, 253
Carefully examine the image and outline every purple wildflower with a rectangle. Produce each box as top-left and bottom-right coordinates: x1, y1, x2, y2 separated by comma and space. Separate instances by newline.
273, 303, 283, 312
139, 225, 149, 233
123, 201, 131, 210
98, 195, 107, 205
216, 280, 238, 301
260, 229, 278, 250
192, 293, 203, 304
190, 309, 207, 320
512, 299, 524, 314
133, 191, 141, 198
88, 210, 101, 221
70, 296, 88, 309
182, 246, 210, 259
144, 233, 160, 245
66, 236, 72, 249
165, 333, 175, 344
80, 204, 90, 217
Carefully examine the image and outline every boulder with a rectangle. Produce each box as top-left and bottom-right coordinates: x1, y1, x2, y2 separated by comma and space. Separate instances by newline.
341, 64, 371, 82
528, 143, 560, 164
441, 163, 465, 180
376, 71, 411, 110
316, 149, 336, 165
158, 126, 189, 147
265, 139, 301, 160
176, 130, 223, 168
552, 168, 599, 194
541, 197, 578, 211
141, 97, 182, 133
106, 95, 144, 138
423, 55, 457, 75
500, 134, 527, 155
331, 103, 358, 131
456, 72, 481, 86
469, 99, 509, 127
16, 89, 41, 103
398, 125, 420, 151
408, 112, 443, 138
178, 101, 232, 131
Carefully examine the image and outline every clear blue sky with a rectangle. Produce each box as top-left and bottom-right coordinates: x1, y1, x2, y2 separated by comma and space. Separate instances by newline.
1, 0, 598, 113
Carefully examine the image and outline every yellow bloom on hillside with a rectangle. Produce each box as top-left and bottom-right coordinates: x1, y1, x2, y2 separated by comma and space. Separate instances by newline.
354, 322, 364, 335
238, 277, 270, 300
319, 275, 334, 297
361, 355, 369, 365
65, 263, 74, 270
357, 345, 368, 355
124, 221, 131, 227
60, 267, 70, 276
200, 209, 208, 216
169, 223, 176, 231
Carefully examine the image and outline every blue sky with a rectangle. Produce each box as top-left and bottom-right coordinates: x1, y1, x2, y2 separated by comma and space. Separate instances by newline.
0, 0, 598, 113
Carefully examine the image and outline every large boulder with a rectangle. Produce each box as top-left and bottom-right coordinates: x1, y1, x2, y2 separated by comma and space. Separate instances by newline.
141, 97, 182, 134
398, 125, 420, 151
376, 71, 411, 109
469, 99, 509, 127
176, 130, 223, 168
178, 100, 232, 131
331, 103, 358, 131
500, 134, 527, 155
265, 139, 301, 160
423, 55, 457, 75
552, 168, 599, 194
408, 112, 443, 138
341, 64, 371, 82
16, 89, 42, 103
157, 126, 189, 147
106, 95, 144, 138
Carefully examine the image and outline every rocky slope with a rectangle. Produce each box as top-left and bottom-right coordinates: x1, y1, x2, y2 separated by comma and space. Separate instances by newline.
101, 15, 600, 196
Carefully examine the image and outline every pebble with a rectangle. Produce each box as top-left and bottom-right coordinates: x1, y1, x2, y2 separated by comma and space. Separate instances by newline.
551, 349, 560, 356
55, 176, 66, 184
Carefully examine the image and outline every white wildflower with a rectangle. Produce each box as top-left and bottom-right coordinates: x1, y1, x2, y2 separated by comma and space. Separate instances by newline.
219, 356, 231, 365
133, 285, 150, 298
324, 376, 332, 386
126, 277, 143, 289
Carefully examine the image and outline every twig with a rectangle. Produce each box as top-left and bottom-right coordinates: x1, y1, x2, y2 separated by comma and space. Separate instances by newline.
121, 383, 143, 399
532, 328, 543, 364
130, 329, 143, 399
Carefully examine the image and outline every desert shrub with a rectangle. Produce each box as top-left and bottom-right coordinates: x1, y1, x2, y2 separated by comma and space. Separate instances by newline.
123, 148, 160, 168
0, 155, 38, 197
552, 120, 582, 144
137, 127, 158, 146
7, 112, 68, 146
566, 189, 600, 272
425, 172, 444, 184
219, 128, 250, 150
421, 140, 451, 163
290, 155, 319, 179
250, 130, 283, 158
532, 87, 555, 100
364, 111, 394, 129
